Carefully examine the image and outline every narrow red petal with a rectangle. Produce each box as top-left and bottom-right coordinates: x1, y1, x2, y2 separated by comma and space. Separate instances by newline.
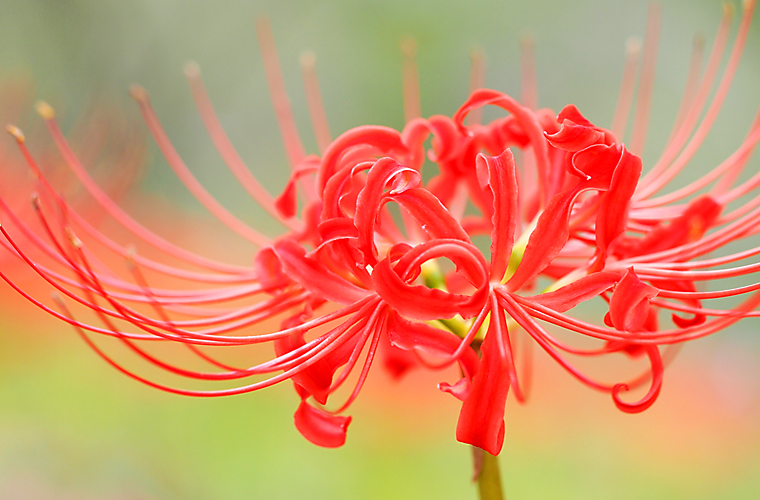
609, 268, 659, 332
392, 187, 471, 243
317, 125, 409, 192
274, 178, 298, 219
476, 149, 519, 280
456, 314, 510, 456
595, 147, 642, 257
526, 271, 620, 312
386, 310, 479, 380
545, 120, 606, 152
355, 157, 420, 264
294, 400, 351, 448
274, 239, 371, 305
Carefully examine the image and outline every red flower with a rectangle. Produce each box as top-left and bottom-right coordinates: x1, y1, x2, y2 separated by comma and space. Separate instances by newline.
2, 5, 760, 457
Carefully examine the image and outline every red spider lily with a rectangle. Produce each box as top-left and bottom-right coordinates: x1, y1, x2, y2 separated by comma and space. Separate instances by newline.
2, 4, 760, 459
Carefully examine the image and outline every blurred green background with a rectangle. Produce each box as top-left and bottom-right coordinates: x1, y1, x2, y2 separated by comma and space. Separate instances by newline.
1, 0, 760, 498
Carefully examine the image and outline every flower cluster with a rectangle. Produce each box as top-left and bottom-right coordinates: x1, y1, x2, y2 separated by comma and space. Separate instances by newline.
1, 5, 759, 457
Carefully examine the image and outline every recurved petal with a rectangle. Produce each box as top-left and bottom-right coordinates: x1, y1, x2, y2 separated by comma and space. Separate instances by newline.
355, 157, 421, 265
556, 104, 617, 145
317, 125, 409, 192
595, 147, 642, 256
253, 246, 291, 290
274, 239, 371, 305
275, 330, 332, 405
455, 316, 510, 456
274, 177, 298, 219
609, 268, 659, 332
386, 310, 479, 379
294, 400, 351, 448
372, 256, 487, 320
526, 271, 620, 312
392, 187, 471, 243
475, 149, 520, 280
506, 191, 575, 292
545, 119, 606, 152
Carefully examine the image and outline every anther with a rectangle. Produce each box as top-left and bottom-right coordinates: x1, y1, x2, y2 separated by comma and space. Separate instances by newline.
126, 244, 137, 270
625, 36, 642, 56
184, 61, 201, 79
65, 227, 82, 249
129, 84, 150, 103
6, 124, 25, 143
299, 51, 316, 70
723, 2, 735, 18
35, 101, 56, 120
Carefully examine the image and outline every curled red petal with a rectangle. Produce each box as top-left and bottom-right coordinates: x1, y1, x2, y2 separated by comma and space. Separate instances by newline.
609, 268, 659, 332
595, 147, 642, 257
372, 240, 488, 320
476, 149, 519, 280
372, 258, 485, 321
506, 191, 575, 292
556, 104, 595, 128
613, 195, 722, 258
253, 246, 290, 290
426, 115, 461, 163
508, 145, 625, 292
274, 155, 320, 219
274, 239, 371, 305
316, 217, 359, 246
355, 157, 420, 265
453, 89, 550, 206
438, 378, 470, 401
380, 328, 418, 379
650, 278, 707, 328
526, 271, 620, 312
392, 187, 471, 243
294, 400, 351, 448
570, 143, 620, 181
274, 178, 298, 219
612, 345, 663, 413
556, 104, 617, 144
317, 125, 409, 192
386, 310, 479, 380
545, 120, 606, 152
456, 314, 510, 456
275, 330, 332, 405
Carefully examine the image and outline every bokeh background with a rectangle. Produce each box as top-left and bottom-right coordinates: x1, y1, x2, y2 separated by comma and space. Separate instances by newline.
1, 0, 760, 498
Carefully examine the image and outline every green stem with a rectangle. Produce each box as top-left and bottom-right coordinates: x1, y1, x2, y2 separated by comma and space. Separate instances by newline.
473, 447, 504, 500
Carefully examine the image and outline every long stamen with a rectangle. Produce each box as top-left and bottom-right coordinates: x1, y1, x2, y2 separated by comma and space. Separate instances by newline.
665, 34, 705, 147
638, 4, 734, 191
713, 103, 760, 196
255, 17, 307, 171
638, 2, 753, 199
628, 3, 661, 156
7, 122, 255, 282
637, 107, 760, 207
130, 86, 272, 247
299, 51, 332, 154
611, 37, 642, 140
520, 35, 538, 111
183, 63, 304, 232
464, 47, 486, 127
401, 37, 421, 124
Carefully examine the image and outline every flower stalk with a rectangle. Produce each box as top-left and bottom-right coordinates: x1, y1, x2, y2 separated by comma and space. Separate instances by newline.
474, 447, 504, 500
